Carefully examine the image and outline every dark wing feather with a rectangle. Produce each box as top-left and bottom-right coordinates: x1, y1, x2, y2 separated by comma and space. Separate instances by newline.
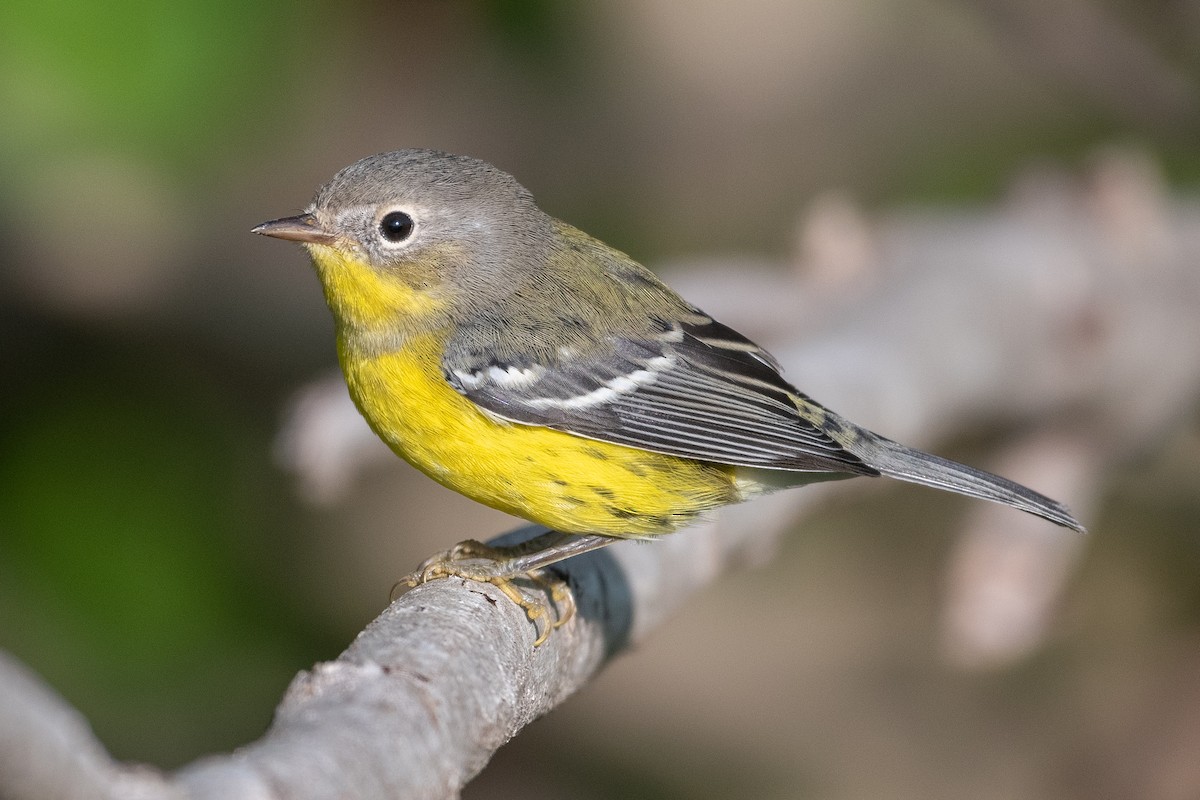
443, 315, 877, 476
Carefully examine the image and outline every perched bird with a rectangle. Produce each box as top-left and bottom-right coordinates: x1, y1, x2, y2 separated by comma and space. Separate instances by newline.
255, 149, 1083, 637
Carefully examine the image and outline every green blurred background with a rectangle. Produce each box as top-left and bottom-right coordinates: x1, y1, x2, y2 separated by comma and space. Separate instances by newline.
1, 1, 1198, 798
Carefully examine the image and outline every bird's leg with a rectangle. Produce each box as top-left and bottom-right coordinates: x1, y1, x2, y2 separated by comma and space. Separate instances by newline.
392, 532, 615, 645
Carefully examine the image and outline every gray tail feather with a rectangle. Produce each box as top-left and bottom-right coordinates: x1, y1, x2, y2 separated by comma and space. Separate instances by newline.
858, 435, 1085, 532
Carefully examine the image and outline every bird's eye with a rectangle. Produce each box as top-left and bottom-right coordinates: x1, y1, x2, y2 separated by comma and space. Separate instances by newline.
379, 211, 415, 243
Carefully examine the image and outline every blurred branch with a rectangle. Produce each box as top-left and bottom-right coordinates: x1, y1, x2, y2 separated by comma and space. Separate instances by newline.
5, 148, 1200, 799
939, 428, 1100, 667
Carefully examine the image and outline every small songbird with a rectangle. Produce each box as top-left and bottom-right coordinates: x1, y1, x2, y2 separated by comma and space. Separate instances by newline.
255, 150, 1082, 638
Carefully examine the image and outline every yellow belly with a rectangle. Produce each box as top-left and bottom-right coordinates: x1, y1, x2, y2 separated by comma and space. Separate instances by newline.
339, 333, 740, 536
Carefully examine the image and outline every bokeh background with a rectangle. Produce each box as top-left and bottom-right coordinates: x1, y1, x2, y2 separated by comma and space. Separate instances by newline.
2, 1, 1199, 798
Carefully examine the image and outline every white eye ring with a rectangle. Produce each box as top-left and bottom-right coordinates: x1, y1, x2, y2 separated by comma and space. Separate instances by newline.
378, 209, 416, 245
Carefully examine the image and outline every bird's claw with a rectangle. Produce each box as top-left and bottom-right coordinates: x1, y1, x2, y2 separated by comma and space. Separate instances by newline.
392, 539, 576, 646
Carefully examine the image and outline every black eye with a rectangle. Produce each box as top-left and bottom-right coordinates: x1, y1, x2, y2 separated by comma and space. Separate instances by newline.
379, 211, 415, 243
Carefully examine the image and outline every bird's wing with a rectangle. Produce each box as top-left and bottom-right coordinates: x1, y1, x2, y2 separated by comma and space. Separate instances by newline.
443, 313, 878, 476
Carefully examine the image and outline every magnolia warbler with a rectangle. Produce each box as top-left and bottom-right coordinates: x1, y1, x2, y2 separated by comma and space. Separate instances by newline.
254, 150, 1083, 637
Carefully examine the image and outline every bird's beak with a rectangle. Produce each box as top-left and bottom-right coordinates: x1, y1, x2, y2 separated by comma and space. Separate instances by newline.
251, 213, 337, 245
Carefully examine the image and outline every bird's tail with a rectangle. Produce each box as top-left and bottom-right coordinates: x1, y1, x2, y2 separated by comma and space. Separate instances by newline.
853, 434, 1085, 532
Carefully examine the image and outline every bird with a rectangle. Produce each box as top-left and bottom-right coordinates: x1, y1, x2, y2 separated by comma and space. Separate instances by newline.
254, 149, 1083, 640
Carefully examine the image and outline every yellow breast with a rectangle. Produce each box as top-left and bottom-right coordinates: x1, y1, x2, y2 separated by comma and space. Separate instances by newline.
339, 333, 740, 536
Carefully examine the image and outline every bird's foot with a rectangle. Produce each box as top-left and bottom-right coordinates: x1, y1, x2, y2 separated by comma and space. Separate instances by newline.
392, 539, 575, 646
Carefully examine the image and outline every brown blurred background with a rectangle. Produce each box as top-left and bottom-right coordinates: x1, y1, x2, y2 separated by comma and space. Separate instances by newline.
1, 1, 1199, 798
